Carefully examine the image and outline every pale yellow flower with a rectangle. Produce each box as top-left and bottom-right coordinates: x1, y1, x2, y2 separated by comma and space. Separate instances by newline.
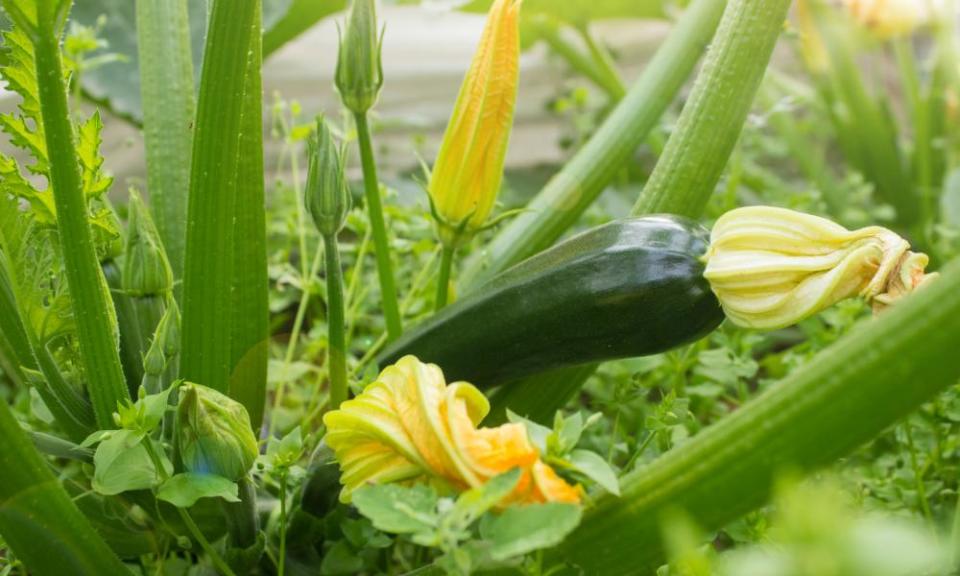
843, 0, 927, 38
428, 0, 521, 245
323, 355, 580, 504
703, 206, 936, 330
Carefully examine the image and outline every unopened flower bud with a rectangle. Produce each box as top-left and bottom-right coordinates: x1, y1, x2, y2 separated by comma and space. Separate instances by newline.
156, 300, 181, 359
175, 383, 258, 481
305, 118, 351, 237
428, 0, 522, 247
123, 190, 173, 297
335, 0, 384, 114
703, 206, 937, 329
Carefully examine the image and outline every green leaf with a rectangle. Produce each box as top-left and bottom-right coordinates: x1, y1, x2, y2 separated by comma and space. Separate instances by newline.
482, 503, 582, 561
157, 472, 241, 507
267, 425, 304, 468
92, 431, 166, 495
71, 0, 345, 122
449, 468, 521, 528
351, 483, 439, 536
320, 540, 365, 575
566, 449, 620, 496
506, 409, 551, 453
0, 392, 129, 575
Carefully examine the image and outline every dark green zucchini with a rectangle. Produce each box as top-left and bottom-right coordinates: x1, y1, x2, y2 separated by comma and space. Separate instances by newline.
378, 215, 724, 388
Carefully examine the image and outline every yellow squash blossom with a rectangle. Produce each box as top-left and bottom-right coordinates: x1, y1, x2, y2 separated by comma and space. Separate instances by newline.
323, 355, 580, 504
703, 206, 936, 330
427, 0, 521, 246
843, 0, 927, 38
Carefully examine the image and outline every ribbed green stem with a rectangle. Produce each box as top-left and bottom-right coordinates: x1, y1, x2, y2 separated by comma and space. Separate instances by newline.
632, 0, 793, 216
324, 233, 348, 410
33, 0, 130, 429
181, 0, 259, 393
353, 112, 403, 341
434, 244, 455, 311
553, 257, 960, 574
459, 0, 726, 287
137, 0, 196, 283
0, 397, 128, 575
103, 259, 146, 394
228, 4, 269, 431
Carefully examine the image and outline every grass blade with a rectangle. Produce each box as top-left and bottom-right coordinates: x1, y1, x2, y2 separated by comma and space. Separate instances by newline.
552, 256, 960, 574
0, 396, 128, 575
459, 0, 726, 287
180, 0, 260, 394
136, 0, 196, 283
31, 0, 130, 428
229, 5, 269, 431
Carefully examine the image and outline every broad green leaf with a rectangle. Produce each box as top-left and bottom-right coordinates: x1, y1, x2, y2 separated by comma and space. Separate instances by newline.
71, 0, 345, 122
92, 432, 167, 495
481, 503, 582, 561
567, 449, 620, 496
351, 483, 439, 535
449, 468, 521, 528
320, 540, 365, 575
157, 472, 241, 507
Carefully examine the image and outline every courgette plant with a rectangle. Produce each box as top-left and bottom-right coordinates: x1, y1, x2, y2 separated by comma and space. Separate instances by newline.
0, 0, 959, 575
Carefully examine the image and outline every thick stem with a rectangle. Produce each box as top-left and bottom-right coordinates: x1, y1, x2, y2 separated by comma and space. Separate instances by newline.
434, 244, 456, 311
632, 0, 793, 216
33, 0, 130, 429
353, 112, 403, 341
552, 257, 960, 574
137, 0, 196, 283
324, 233, 348, 410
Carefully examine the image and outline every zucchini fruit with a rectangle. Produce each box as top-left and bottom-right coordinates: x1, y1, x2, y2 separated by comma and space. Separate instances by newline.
378, 216, 724, 388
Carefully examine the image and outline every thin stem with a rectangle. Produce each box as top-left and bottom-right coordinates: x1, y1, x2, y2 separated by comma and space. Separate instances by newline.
903, 421, 934, 524
535, 19, 625, 101
177, 508, 238, 576
278, 471, 288, 576
353, 112, 403, 341
324, 233, 348, 410
576, 24, 627, 100
270, 237, 324, 438
435, 244, 456, 311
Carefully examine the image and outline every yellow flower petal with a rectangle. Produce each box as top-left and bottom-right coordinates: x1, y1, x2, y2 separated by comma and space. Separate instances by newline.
428, 0, 521, 243
704, 206, 935, 329
323, 355, 579, 505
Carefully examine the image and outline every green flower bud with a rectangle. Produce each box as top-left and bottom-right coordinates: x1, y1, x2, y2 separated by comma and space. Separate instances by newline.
156, 299, 181, 359
123, 190, 173, 297
335, 0, 384, 114
305, 118, 351, 236
175, 383, 259, 481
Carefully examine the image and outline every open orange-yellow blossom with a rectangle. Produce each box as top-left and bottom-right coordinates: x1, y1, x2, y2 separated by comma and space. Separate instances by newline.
427, 0, 521, 246
323, 355, 581, 504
